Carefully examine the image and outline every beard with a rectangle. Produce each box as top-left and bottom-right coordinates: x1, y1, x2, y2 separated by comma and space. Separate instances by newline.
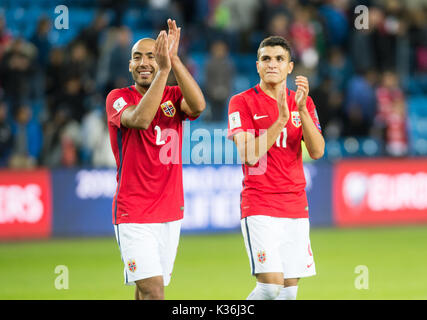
131, 68, 156, 89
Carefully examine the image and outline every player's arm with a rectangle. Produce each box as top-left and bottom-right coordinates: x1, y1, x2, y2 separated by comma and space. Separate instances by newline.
167, 19, 206, 118
295, 76, 325, 160
233, 86, 289, 166
121, 31, 171, 130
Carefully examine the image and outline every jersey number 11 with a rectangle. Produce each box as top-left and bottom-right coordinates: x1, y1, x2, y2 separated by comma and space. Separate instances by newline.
275, 128, 287, 148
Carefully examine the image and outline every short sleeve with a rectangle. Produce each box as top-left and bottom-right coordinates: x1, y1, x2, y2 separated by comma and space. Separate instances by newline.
307, 96, 322, 133
106, 89, 133, 128
227, 94, 253, 139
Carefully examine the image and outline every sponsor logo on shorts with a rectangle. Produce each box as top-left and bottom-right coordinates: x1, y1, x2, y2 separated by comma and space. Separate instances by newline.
127, 259, 137, 273
257, 250, 266, 264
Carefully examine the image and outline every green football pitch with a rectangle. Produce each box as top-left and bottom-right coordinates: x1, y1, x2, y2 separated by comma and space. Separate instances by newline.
1, 225, 427, 300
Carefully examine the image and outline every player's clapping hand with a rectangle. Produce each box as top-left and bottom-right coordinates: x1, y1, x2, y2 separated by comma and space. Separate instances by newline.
167, 19, 181, 60
295, 76, 309, 112
154, 30, 171, 72
277, 82, 290, 124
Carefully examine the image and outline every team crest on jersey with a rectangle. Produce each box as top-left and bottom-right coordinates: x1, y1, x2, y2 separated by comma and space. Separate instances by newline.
257, 250, 266, 264
161, 100, 176, 117
291, 111, 301, 128
127, 259, 137, 273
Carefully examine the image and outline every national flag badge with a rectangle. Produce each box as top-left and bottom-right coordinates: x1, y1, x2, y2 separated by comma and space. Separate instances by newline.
127, 259, 137, 273
257, 250, 266, 264
291, 111, 301, 128
161, 100, 176, 117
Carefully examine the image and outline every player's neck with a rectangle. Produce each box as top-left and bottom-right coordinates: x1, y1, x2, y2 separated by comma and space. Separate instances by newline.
259, 80, 286, 100
134, 83, 149, 95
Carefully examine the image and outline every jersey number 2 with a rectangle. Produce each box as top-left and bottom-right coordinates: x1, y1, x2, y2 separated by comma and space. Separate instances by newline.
275, 128, 287, 148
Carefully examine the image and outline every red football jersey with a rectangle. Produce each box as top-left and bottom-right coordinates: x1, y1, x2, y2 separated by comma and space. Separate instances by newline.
106, 85, 194, 224
227, 84, 321, 219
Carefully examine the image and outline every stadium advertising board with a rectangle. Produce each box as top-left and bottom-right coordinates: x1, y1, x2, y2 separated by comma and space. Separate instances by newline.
0, 169, 52, 239
304, 162, 333, 226
52, 166, 244, 236
334, 159, 427, 226
52, 169, 116, 236
182, 165, 242, 232
0, 162, 332, 239
182, 162, 333, 232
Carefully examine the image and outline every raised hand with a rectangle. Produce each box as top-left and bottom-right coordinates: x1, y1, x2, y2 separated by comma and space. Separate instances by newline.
277, 82, 290, 123
167, 18, 181, 59
295, 76, 309, 112
154, 30, 171, 72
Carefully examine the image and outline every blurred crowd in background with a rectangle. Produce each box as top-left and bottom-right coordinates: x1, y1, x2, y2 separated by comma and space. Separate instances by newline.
0, 0, 426, 168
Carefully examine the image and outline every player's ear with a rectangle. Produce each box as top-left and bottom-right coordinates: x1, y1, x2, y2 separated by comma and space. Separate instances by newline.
256, 60, 260, 75
288, 61, 294, 74
129, 59, 132, 73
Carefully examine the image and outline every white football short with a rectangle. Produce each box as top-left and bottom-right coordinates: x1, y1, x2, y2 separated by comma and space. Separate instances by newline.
114, 220, 181, 286
241, 215, 316, 279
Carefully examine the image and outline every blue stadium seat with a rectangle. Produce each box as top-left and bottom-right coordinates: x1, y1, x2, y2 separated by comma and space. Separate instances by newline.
408, 95, 427, 117
132, 29, 156, 43
123, 9, 142, 29
407, 95, 427, 155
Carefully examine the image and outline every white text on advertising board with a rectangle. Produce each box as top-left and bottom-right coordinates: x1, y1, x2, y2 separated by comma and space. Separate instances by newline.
343, 172, 427, 211
0, 184, 44, 223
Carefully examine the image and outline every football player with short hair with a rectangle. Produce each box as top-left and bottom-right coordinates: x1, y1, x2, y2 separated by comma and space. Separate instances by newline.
227, 36, 324, 300
106, 19, 205, 300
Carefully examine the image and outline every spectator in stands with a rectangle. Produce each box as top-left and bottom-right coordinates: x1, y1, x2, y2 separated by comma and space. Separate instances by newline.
0, 13, 12, 61
145, 0, 182, 30
310, 77, 344, 139
30, 16, 52, 104
0, 39, 36, 112
31, 16, 52, 68
41, 108, 81, 167
268, 12, 290, 40
59, 76, 88, 122
105, 26, 133, 93
375, 70, 408, 156
204, 39, 235, 122
81, 102, 116, 168
343, 70, 378, 137
0, 0, 424, 166
320, 46, 353, 92
97, 0, 128, 27
0, 101, 13, 166
75, 12, 108, 61
407, 7, 427, 73
318, 0, 349, 47
9, 104, 42, 169
288, 6, 316, 62
45, 48, 66, 118
66, 42, 96, 91
209, 0, 261, 52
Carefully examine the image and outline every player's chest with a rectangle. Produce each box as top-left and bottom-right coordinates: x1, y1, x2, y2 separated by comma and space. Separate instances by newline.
130, 97, 182, 145
249, 96, 302, 139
